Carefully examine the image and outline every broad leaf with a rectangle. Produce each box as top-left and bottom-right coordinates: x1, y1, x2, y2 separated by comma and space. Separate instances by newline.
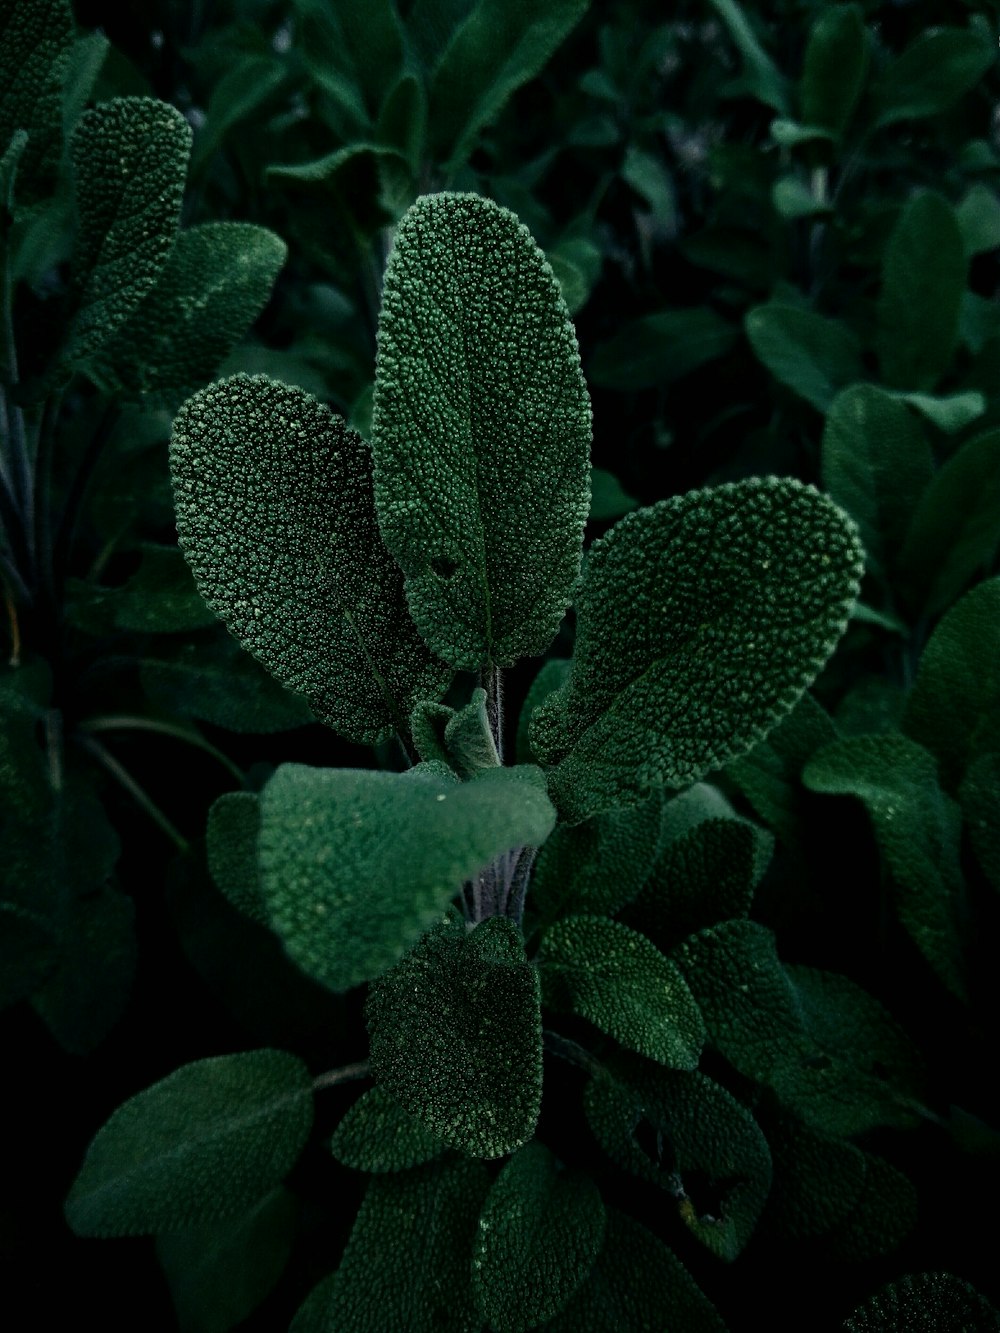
371, 192, 591, 669
745, 305, 863, 411
537, 915, 705, 1068
800, 4, 868, 139
871, 28, 995, 129
0, 0, 74, 204
171, 374, 451, 742
516, 658, 571, 764
366, 914, 542, 1158
65, 1050, 314, 1236
530, 478, 863, 822
588, 308, 736, 391
330, 1086, 448, 1173
473, 1141, 605, 1331
762, 1113, 867, 1242
206, 791, 266, 927
259, 763, 554, 992
843, 1272, 1000, 1331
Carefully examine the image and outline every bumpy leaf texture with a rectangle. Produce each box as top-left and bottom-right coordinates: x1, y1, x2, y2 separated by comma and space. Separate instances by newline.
65, 1050, 313, 1236
330, 1086, 448, 1173
844, 1272, 1000, 1332
530, 477, 863, 822
0, 0, 73, 203
371, 191, 591, 669
171, 374, 451, 742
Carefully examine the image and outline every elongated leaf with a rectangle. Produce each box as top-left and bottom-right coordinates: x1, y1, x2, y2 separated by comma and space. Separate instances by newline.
65, 1050, 314, 1236
891, 389, 985, 434
171, 374, 451, 742
844, 1273, 1000, 1331
366, 914, 542, 1158
746, 305, 863, 411
876, 192, 967, 391
294, 0, 404, 122
259, 763, 554, 992
530, 478, 863, 822
800, 4, 868, 139
903, 578, 1000, 790
0, 901, 56, 1010
588, 308, 737, 391
67, 97, 191, 362
804, 734, 968, 998
206, 791, 266, 926
372, 192, 591, 669
88, 223, 287, 404
330, 1086, 448, 1173
537, 915, 705, 1068
0, 0, 74, 204
899, 434, 1000, 618
473, 1142, 605, 1332
312, 1161, 490, 1332
428, 0, 590, 171
706, 0, 790, 113
821, 384, 933, 580
871, 29, 995, 129
958, 183, 1000, 257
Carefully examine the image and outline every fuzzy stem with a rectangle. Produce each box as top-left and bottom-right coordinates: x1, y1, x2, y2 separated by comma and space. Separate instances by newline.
312, 1061, 371, 1092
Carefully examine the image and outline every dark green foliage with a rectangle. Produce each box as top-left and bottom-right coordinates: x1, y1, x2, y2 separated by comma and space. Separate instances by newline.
330, 1086, 449, 1173
961, 753, 1000, 891
844, 1273, 1000, 1331
0, 0, 73, 203
206, 791, 266, 926
800, 5, 868, 140
745, 305, 863, 411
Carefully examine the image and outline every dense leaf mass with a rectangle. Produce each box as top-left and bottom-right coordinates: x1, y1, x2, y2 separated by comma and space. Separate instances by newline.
170, 374, 451, 741
0, 0, 73, 201
843, 1272, 1000, 1331
329, 1086, 449, 1173
371, 191, 592, 668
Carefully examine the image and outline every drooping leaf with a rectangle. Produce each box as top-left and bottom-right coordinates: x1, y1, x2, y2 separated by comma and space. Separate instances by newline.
155, 1188, 297, 1333
112, 544, 216, 633
800, 4, 868, 139
588, 308, 737, 391
88, 223, 287, 405
538, 915, 704, 1068
890, 389, 986, 434
206, 791, 266, 927
821, 384, 933, 580
371, 192, 591, 669
330, 1086, 449, 1173
442, 687, 500, 778
60, 30, 108, 136
259, 763, 554, 992
960, 753, 1000, 891
308, 1161, 490, 1332
745, 304, 863, 411
843, 1272, 1000, 1332
530, 478, 863, 823
65, 1050, 314, 1236
366, 914, 542, 1158
876, 192, 967, 392
427, 0, 590, 172
899, 434, 1000, 618
473, 1141, 606, 1332
0, 0, 74, 205
871, 28, 995, 130
67, 97, 191, 363
171, 374, 451, 742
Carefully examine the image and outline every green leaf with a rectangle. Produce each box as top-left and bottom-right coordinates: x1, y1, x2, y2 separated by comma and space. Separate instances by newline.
409, 0, 474, 69
821, 385, 933, 580
67, 97, 191, 363
171, 374, 451, 742
0, 901, 57, 1010
309, 1161, 491, 1332
87, 223, 287, 404
260, 763, 554, 993
706, 0, 790, 113
0, 0, 74, 205
589, 468, 638, 520
871, 28, 995, 130
516, 658, 571, 764
530, 478, 863, 822
888, 389, 986, 434
772, 175, 830, 221
746, 304, 863, 411
843, 1273, 1000, 1332
804, 735, 968, 999
584, 1061, 772, 1261
190, 54, 287, 176
769, 119, 834, 148
960, 753, 1000, 891
876, 192, 967, 391
548, 233, 602, 316
903, 577, 1000, 790
155, 1188, 297, 1333
376, 72, 427, 172
112, 544, 216, 633
545, 1209, 727, 1332
762, 1113, 867, 1242
537, 915, 705, 1068
293, 0, 404, 124
588, 308, 737, 391
60, 30, 109, 137
473, 1141, 605, 1332
371, 192, 591, 669
330, 1086, 449, 1173
366, 914, 542, 1158
800, 4, 868, 139
899, 434, 1000, 618
827, 1152, 916, 1262
206, 791, 266, 927
442, 687, 500, 778
65, 1050, 314, 1236
957, 183, 1000, 256
427, 0, 590, 172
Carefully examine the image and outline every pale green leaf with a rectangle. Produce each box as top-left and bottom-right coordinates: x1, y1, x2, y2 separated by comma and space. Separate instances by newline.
371, 192, 591, 669
746, 304, 863, 411
171, 374, 451, 742
330, 1086, 449, 1173
65, 1050, 314, 1236
800, 4, 868, 138
588, 308, 737, 391
443, 686, 500, 778
872, 29, 995, 129
190, 55, 287, 175
843, 1273, 1000, 1332
530, 478, 863, 822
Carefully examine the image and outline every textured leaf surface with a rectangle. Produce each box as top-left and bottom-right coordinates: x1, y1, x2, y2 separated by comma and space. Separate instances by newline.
171, 374, 450, 741
762, 1113, 867, 1242
872, 29, 995, 128
310, 1161, 490, 1332
65, 1050, 314, 1236
0, 0, 73, 203
473, 1141, 605, 1331
537, 915, 705, 1068
371, 192, 591, 669
827, 1152, 916, 1262
206, 791, 266, 926
545, 1209, 727, 1332
530, 478, 862, 822
89, 223, 286, 404
961, 754, 1000, 891
330, 1086, 448, 1173
800, 4, 868, 138
68, 97, 191, 362
516, 658, 571, 763
745, 305, 863, 411
804, 734, 968, 998
876, 192, 967, 391
259, 763, 554, 992
844, 1272, 1000, 1331
366, 915, 542, 1158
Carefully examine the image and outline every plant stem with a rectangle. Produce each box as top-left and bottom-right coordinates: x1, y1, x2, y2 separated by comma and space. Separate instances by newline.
78, 735, 189, 852
542, 1030, 605, 1079
312, 1061, 371, 1092
481, 662, 503, 761
2, 575, 21, 664
505, 845, 538, 925
78, 715, 247, 785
